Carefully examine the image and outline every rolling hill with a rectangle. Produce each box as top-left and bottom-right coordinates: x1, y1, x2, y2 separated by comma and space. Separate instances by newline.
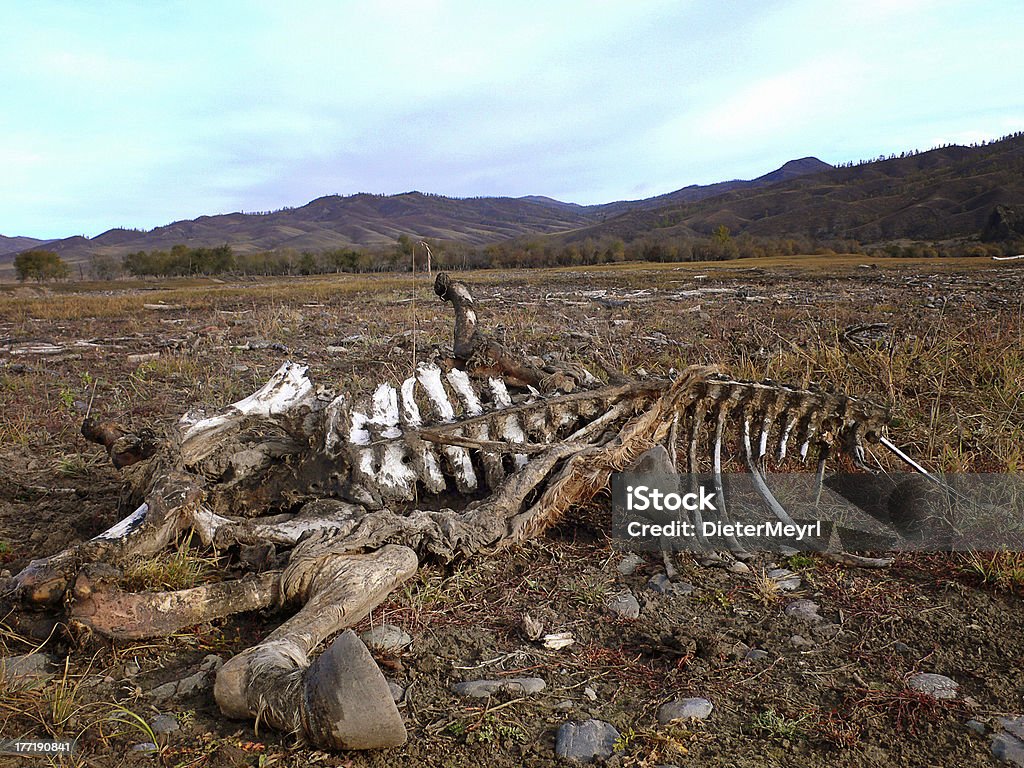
3, 157, 833, 268
561, 136, 1024, 244
3, 133, 1022, 277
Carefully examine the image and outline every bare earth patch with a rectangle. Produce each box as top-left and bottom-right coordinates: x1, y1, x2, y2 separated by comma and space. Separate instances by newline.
1, 257, 1022, 767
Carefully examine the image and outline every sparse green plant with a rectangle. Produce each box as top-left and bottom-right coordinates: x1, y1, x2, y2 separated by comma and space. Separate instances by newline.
786, 553, 816, 569
122, 531, 217, 591
749, 569, 783, 605
750, 708, 808, 739
961, 550, 1024, 593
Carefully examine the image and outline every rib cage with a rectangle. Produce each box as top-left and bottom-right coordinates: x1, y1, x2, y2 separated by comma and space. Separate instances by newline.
327, 359, 890, 516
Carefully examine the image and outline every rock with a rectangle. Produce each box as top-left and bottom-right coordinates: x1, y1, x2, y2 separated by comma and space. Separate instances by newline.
555, 719, 621, 763
0, 653, 55, 682
617, 553, 644, 576
892, 641, 913, 654
123, 661, 141, 678
789, 634, 815, 649
452, 677, 547, 698
131, 743, 158, 753
657, 697, 713, 724
200, 655, 224, 673
150, 714, 179, 735
745, 649, 769, 662
606, 591, 641, 620
907, 672, 958, 700
583, 687, 598, 701
727, 560, 750, 574
966, 719, 988, 736
993, 735, 1024, 766
555, 700, 575, 711
388, 680, 405, 703
647, 574, 694, 596
784, 600, 823, 623
998, 717, 1024, 741
360, 624, 412, 653
149, 657, 222, 702
768, 568, 801, 591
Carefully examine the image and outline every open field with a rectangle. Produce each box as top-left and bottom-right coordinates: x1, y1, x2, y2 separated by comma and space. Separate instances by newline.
1, 257, 1023, 767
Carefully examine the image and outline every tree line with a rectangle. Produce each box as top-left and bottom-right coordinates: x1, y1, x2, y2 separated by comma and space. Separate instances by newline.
12, 230, 1019, 284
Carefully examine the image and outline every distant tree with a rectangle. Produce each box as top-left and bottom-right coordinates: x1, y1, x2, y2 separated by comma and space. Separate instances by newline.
14, 249, 70, 282
90, 253, 123, 280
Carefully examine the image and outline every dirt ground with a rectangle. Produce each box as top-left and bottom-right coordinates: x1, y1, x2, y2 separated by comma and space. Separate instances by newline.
1, 257, 1022, 767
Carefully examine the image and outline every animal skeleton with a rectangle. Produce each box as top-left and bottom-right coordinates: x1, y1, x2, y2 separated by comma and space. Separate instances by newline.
8, 273, 906, 751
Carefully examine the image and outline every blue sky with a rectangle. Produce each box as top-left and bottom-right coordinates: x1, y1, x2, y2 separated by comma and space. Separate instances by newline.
2, 0, 1022, 239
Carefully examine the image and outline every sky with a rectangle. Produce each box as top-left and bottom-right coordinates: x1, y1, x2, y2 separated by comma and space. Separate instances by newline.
2, 0, 1022, 239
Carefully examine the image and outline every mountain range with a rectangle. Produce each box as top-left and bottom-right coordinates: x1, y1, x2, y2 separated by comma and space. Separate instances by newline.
3, 133, 1021, 273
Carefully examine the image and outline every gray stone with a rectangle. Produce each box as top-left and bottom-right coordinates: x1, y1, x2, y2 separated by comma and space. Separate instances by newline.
768, 568, 801, 591
617, 553, 644, 576
149, 656, 223, 702
727, 560, 750, 574
992, 732, 1024, 767
131, 743, 158, 753
892, 641, 913, 654
745, 649, 769, 662
583, 687, 598, 701
784, 599, 823, 623
200, 655, 223, 673
0, 653, 55, 682
657, 697, 713, 724
966, 719, 988, 736
789, 634, 815, 649
388, 680, 405, 703
907, 672, 958, 700
360, 624, 412, 653
647, 574, 693, 596
648, 573, 672, 593
123, 661, 141, 678
555, 719, 621, 763
452, 677, 546, 698
999, 717, 1024, 741
150, 714, 179, 735
606, 591, 640, 620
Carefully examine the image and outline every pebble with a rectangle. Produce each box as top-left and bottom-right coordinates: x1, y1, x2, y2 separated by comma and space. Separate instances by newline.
360, 624, 412, 653
583, 687, 598, 701
647, 574, 694, 596
907, 672, 958, 700
150, 715, 179, 735
388, 680, 405, 703
0, 653, 55, 682
131, 743, 158, 753
993, 719, 1024, 767
452, 677, 546, 698
148, 655, 223, 702
768, 568, 801, 591
606, 590, 641, 620
784, 600, 823, 623
555, 719, 620, 763
657, 698, 713, 724
789, 634, 815, 649
745, 649, 770, 662
966, 719, 988, 736
617, 553, 644, 576
727, 561, 750, 574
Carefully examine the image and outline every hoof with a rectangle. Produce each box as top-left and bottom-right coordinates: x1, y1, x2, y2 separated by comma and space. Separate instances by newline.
302, 629, 407, 750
